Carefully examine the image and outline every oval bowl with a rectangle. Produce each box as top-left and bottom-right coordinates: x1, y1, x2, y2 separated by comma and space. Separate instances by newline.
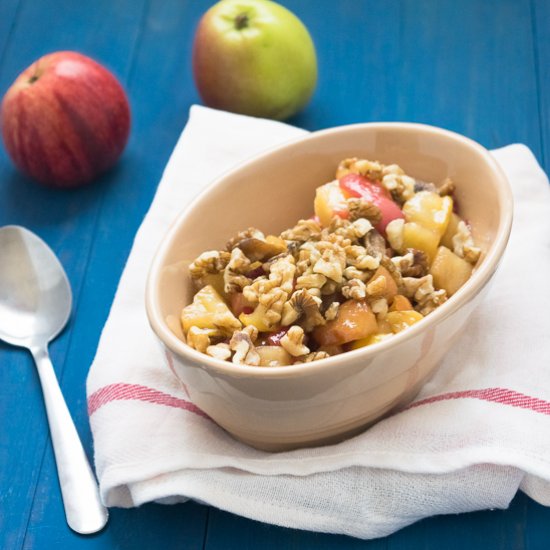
146, 122, 513, 451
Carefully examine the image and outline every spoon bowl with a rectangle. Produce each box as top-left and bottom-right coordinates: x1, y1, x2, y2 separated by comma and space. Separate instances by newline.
0, 226, 108, 534
0, 226, 71, 347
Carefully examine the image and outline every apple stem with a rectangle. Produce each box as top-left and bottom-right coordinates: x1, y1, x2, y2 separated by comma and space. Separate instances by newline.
235, 13, 249, 30
28, 63, 42, 85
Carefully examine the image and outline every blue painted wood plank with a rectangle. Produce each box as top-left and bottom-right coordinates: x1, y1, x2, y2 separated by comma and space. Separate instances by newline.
204, 509, 387, 549
19, 0, 211, 548
0, 0, 200, 548
291, 0, 542, 159
0, 0, 20, 63
533, 0, 550, 169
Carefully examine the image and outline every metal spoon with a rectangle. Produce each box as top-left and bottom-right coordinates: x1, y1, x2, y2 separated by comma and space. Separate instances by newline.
0, 225, 108, 534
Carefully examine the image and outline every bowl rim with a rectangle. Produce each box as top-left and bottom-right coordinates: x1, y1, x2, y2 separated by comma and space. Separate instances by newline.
146, 121, 514, 379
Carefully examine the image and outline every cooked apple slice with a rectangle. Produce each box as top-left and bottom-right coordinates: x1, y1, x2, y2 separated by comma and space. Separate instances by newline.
195, 272, 226, 297
440, 212, 461, 249
239, 304, 279, 332
181, 284, 241, 334
313, 299, 377, 346
314, 181, 349, 227
256, 345, 293, 366
402, 222, 440, 263
389, 294, 413, 312
368, 265, 398, 302
349, 333, 392, 349
386, 310, 424, 333
429, 246, 473, 296
403, 191, 453, 237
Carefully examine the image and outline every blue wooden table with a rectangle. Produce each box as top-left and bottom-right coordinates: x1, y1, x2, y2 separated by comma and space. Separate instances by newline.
1, 0, 549, 548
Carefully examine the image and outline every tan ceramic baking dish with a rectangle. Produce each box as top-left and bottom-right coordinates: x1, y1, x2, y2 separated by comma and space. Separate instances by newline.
146, 122, 513, 451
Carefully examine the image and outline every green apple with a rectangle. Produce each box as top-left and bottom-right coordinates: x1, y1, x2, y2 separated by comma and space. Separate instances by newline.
192, 0, 317, 120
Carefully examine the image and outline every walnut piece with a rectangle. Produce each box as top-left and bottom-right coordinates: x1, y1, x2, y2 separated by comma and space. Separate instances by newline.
385, 218, 405, 253
312, 241, 346, 283
280, 326, 310, 357
324, 301, 340, 321
224, 248, 252, 294
281, 219, 322, 243
230, 329, 260, 366
336, 157, 384, 180
453, 221, 481, 264
381, 165, 415, 203
189, 250, 231, 279
391, 249, 428, 277
342, 278, 367, 300
281, 289, 325, 331
206, 343, 232, 361
366, 274, 387, 298
187, 326, 216, 353
438, 178, 455, 196
347, 198, 382, 225
226, 227, 265, 251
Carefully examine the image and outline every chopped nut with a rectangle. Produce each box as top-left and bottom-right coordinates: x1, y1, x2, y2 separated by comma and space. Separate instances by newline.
226, 227, 265, 251
413, 180, 438, 193
187, 326, 216, 353
224, 248, 252, 294
370, 297, 388, 318
417, 289, 447, 315
324, 301, 340, 321
312, 242, 346, 283
438, 178, 456, 196
242, 324, 259, 343
230, 329, 260, 366
237, 236, 287, 262
342, 278, 368, 300
321, 279, 339, 295
363, 229, 386, 258
206, 343, 232, 361
391, 249, 428, 277
345, 245, 380, 270
347, 198, 382, 225
189, 250, 231, 279
453, 221, 481, 264
267, 254, 296, 294
380, 255, 404, 289
385, 218, 405, 252
281, 219, 322, 243
366, 274, 387, 298
295, 270, 327, 292
280, 326, 310, 357
343, 265, 372, 282
257, 288, 289, 328
243, 254, 296, 304
402, 274, 447, 314
281, 289, 325, 331
382, 168, 415, 203
336, 157, 384, 180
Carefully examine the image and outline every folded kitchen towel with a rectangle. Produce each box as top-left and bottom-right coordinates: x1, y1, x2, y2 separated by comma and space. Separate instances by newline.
87, 105, 550, 539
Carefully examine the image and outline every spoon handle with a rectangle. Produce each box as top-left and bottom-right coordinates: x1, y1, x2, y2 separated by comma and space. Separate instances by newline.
31, 345, 109, 534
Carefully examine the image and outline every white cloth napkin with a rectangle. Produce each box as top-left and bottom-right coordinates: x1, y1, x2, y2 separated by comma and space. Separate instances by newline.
87, 105, 550, 540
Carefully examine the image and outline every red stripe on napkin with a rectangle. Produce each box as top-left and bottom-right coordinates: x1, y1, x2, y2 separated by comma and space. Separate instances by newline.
88, 383, 210, 419
407, 388, 550, 414
88, 384, 550, 420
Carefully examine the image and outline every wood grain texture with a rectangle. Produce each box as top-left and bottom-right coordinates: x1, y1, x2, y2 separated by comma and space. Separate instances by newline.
533, 0, 550, 168
0, 0, 549, 548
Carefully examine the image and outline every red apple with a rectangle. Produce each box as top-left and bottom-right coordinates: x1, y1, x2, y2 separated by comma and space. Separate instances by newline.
1, 51, 130, 188
339, 173, 404, 234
